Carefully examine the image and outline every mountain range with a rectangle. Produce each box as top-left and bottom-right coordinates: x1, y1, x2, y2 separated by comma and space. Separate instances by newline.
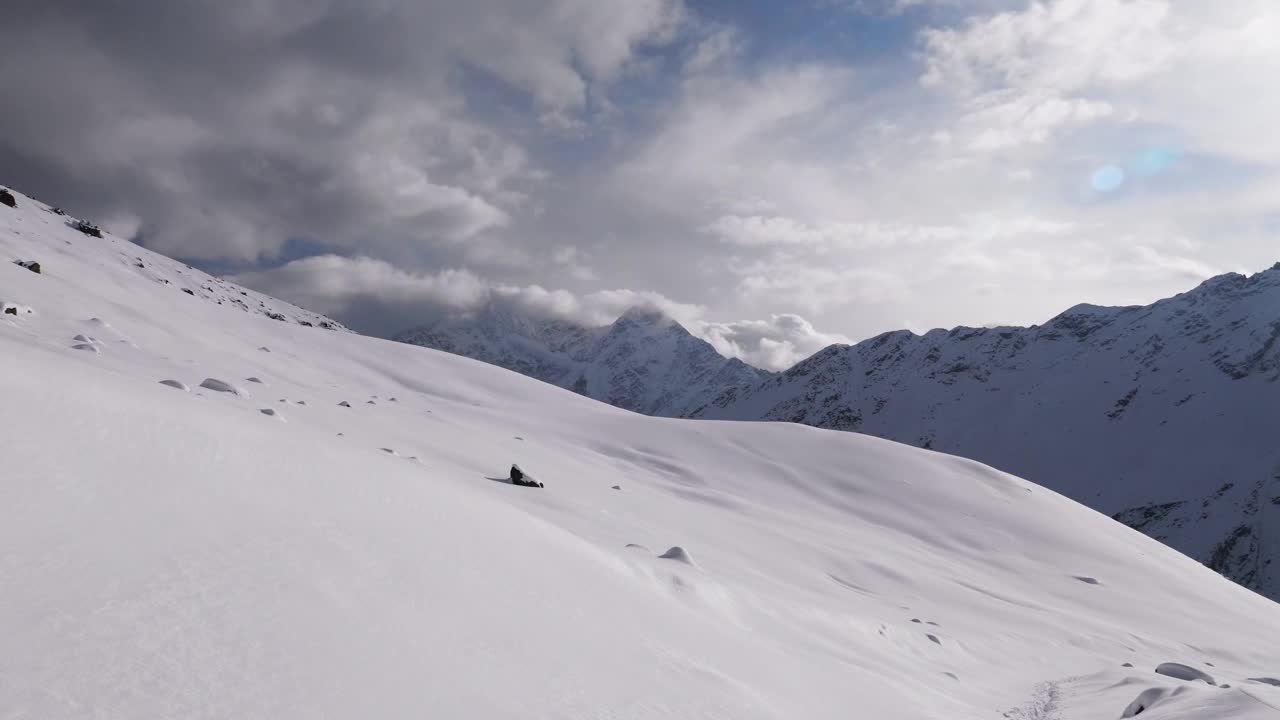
7, 182, 1280, 717
394, 304, 769, 417
398, 264, 1280, 599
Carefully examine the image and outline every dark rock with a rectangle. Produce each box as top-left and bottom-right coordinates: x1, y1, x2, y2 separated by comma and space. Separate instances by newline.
0, 189, 15, 207
13, 260, 40, 274
181, 288, 195, 296
74, 219, 103, 238
3, 307, 16, 315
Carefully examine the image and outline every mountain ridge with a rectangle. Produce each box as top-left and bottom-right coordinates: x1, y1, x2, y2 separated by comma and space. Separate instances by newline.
697, 262, 1280, 596
394, 301, 770, 417
395, 263, 1280, 598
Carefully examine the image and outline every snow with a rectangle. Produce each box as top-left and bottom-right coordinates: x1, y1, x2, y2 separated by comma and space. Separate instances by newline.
1156, 663, 1217, 684
4, 186, 1280, 718
199, 377, 248, 396
698, 265, 1280, 598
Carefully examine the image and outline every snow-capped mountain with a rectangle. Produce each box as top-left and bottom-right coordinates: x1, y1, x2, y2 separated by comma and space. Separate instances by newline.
698, 265, 1280, 598
8, 184, 1280, 718
395, 304, 770, 417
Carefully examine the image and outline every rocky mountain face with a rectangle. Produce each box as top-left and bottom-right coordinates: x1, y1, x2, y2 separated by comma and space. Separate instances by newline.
394, 304, 771, 417
697, 265, 1280, 597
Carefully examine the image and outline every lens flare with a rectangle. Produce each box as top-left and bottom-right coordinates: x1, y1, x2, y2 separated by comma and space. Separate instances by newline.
1136, 145, 1180, 176
1091, 165, 1125, 192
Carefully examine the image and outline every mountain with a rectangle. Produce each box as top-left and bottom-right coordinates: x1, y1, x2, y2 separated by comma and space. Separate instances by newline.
698, 265, 1280, 597
395, 304, 771, 417
7, 184, 1280, 718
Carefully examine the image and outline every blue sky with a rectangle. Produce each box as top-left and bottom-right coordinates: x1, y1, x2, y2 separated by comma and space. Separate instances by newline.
4, 0, 1280, 368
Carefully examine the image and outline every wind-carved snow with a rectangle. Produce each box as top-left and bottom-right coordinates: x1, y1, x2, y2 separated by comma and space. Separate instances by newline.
5, 184, 1280, 718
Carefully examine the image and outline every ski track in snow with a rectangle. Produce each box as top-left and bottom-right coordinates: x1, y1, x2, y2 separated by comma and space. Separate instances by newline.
1003, 681, 1062, 720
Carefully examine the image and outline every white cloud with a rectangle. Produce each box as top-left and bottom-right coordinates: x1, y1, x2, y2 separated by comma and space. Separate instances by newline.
232, 254, 848, 370
6, 0, 1280, 352
700, 314, 851, 370
919, 0, 1175, 94
231, 254, 706, 341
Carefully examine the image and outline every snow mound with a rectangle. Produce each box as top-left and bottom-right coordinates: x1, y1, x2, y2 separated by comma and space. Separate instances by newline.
72, 334, 97, 344
1155, 662, 1215, 684
71, 343, 99, 353
246, 377, 265, 384
338, 400, 351, 407
1122, 687, 1174, 718
158, 380, 189, 392
199, 378, 247, 396
658, 546, 696, 565
259, 408, 284, 420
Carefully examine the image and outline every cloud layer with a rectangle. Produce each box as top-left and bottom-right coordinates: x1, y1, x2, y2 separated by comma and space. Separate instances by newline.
4, 0, 1280, 369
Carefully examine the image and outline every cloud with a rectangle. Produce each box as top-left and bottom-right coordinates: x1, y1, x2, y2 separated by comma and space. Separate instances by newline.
4, 0, 1279, 355
700, 315, 851, 370
233, 254, 840, 370
231, 254, 705, 340
0, 0, 683, 262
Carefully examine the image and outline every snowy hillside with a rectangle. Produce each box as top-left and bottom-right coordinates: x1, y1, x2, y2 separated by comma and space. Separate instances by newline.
396, 304, 769, 416
698, 266, 1280, 599
5, 184, 1280, 719
0, 190, 346, 332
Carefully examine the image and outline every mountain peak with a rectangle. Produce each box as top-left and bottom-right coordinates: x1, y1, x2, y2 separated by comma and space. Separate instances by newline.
614, 305, 676, 328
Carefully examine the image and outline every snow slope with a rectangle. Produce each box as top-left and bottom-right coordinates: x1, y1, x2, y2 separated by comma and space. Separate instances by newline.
395, 304, 768, 417
5, 185, 1280, 718
697, 267, 1280, 600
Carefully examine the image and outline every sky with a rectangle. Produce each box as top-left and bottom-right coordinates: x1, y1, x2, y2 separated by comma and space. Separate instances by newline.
2, 0, 1279, 370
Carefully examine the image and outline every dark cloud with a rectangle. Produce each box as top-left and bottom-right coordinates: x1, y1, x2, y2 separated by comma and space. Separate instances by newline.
0, 0, 681, 263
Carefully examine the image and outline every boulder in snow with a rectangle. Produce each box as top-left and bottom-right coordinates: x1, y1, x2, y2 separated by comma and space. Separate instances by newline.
13, 260, 40, 274
0, 188, 14, 208
73, 219, 103, 238
199, 378, 248, 397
